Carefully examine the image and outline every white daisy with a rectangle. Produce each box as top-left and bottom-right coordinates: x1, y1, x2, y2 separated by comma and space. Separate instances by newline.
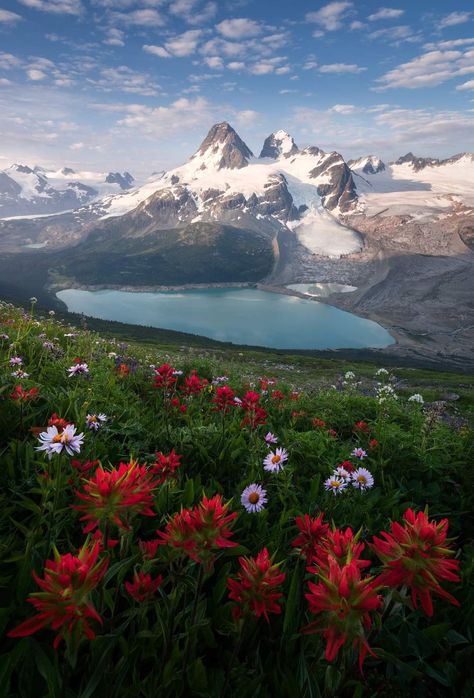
36, 424, 84, 460
241, 483, 268, 513
86, 413, 107, 430
351, 467, 374, 491
334, 466, 351, 481
324, 476, 348, 495
408, 393, 424, 404
263, 448, 288, 473
68, 363, 89, 377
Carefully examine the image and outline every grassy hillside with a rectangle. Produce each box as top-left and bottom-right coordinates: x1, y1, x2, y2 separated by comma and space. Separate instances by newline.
1, 300, 473, 697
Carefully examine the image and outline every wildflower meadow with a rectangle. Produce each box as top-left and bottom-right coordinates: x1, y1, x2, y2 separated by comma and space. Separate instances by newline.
0, 300, 473, 697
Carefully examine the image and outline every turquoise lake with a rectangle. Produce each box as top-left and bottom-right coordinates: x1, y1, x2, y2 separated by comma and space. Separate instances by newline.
56, 288, 394, 350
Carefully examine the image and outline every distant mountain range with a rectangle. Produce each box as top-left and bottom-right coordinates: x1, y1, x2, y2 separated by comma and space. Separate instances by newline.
0, 164, 134, 218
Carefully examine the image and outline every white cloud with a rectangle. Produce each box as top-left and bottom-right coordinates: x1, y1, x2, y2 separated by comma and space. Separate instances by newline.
88, 65, 162, 97
169, 0, 217, 25
368, 8, 404, 22
227, 61, 245, 70
320, 63, 366, 74
17, 0, 83, 15
350, 20, 366, 30
204, 55, 223, 69
306, 2, 353, 31
424, 37, 474, 50
144, 45, 171, 58
27, 69, 47, 80
104, 28, 125, 47
375, 48, 474, 89
439, 12, 472, 29
456, 80, 474, 91
374, 108, 474, 145
144, 30, 202, 58
216, 18, 262, 39
276, 65, 290, 74
164, 29, 203, 56
200, 37, 244, 57
0, 78, 12, 85
115, 96, 214, 136
0, 9, 23, 22
368, 25, 419, 44
69, 141, 84, 150
235, 109, 259, 125
303, 60, 318, 70
330, 104, 360, 114
112, 9, 165, 26
0, 53, 22, 69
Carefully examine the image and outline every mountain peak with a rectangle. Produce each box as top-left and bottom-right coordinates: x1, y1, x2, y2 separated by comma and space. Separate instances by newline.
348, 155, 385, 175
260, 131, 299, 159
192, 122, 253, 170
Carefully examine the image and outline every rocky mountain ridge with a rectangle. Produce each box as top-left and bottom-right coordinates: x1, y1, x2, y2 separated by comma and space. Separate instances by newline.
0, 164, 134, 218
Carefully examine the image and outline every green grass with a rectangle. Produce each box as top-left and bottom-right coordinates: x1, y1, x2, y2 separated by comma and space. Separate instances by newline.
0, 300, 473, 698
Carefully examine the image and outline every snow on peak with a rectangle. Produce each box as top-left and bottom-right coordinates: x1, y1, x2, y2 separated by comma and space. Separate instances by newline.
190, 121, 253, 170
260, 131, 299, 159
349, 155, 385, 175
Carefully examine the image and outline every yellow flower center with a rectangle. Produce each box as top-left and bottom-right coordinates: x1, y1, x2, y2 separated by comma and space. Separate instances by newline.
331, 480, 341, 488
52, 434, 63, 443
357, 475, 367, 484
271, 454, 281, 464
89, 415, 97, 423
248, 492, 260, 504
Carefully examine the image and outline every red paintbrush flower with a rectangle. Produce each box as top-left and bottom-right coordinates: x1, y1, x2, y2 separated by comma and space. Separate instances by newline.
139, 539, 161, 561
371, 508, 460, 616
48, 413, 71, 431
292, 513, 330, 562
125, 570, 163, 602
71, 459, 100, 476
227, 548, 286, 622
156, 494, 238, 568
115, 363, 129, 377
10, 385, 39, 402
354, 421, 370, 434
368, 438, 379, 449
339, 460, 354, 473
153, 363, 177, 391
212, 385, 236, 413
304, 557, 382, 671
152, 450, 182, 484
310, 527, 371, 574
180, 371, 208, 396
7, 541, 108, 648
271, 389, 284, 402
239, 392, 267, 429
327, 429, 338, 439
73, 460, 156, 533
312, 418, 326, 429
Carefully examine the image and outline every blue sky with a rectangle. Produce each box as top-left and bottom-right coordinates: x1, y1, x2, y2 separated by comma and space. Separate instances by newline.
1, 0, 474, 176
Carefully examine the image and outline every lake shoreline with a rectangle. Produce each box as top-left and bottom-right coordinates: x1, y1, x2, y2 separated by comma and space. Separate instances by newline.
55, 285, 395, 352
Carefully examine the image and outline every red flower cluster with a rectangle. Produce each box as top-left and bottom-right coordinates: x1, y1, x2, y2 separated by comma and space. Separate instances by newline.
125, 570, 163, 602
71, 459, 100, 477
305, 557, 381, 672
212, 385, 236, 414
153, 363, 177, 391
240, 391, 267, 429
227, 548, 285, 621
152, 450, 181, 484
271, 389, 284, 402
371, 508, 460, 616
181, 370, 208, 396
292, 513, 329, 562
73, 460, 156, 533
354, 421, 370, 434
170, 397, 187, 413
10, 385, 39, 402
312, 418, 327, 429
8, 541, 108, 648
157, 494, 237, 568
139, 539, 160, 561
115, 363, 129, 377
48, 413, 71, 431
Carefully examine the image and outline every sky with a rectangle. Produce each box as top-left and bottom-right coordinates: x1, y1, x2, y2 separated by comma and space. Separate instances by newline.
1, 0, 474, 177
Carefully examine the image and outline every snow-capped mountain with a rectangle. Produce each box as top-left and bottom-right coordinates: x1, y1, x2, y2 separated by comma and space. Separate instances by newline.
350, 151, 474, 219
348, 156, 385, 175
0, 164, 134, 218
83, 122, 360, 257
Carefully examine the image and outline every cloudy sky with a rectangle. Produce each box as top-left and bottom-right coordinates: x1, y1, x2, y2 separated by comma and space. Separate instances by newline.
1, 0, 474, 176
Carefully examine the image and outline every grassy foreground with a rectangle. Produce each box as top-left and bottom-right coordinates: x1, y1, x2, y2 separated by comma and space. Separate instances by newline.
0, 299, 473, 698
